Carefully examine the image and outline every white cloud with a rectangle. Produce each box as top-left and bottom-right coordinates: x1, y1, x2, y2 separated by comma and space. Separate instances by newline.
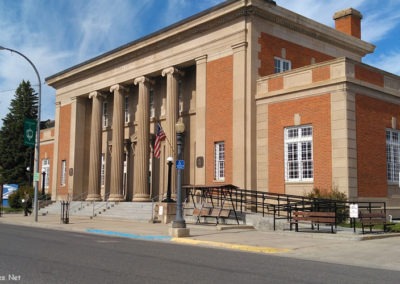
365, 50, 400, 75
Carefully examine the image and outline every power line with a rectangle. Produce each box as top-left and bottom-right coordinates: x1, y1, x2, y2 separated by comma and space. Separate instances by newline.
0, 83, 45, 94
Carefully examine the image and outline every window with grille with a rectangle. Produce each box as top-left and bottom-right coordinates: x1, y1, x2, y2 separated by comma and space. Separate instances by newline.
274, 57, 291, 73
284, 125, 313, 182
124, 96, 130, 123
214, 142, 225, 181
60, 160, 67, 186
178, 80, 183, 114
101, 154, 105, 187
149, 88, 155, 118
103, 101, 109, 127
386, 129, 400, 183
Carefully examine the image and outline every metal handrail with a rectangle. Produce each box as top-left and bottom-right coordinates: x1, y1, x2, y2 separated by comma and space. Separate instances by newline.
183, 185, 387, 229
67, 191, 89, 213
91, 192, 111, 218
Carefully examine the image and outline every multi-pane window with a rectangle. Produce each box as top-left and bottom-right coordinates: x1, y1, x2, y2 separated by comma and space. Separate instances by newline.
42, 159, 50, 188
124, 96, 130, 123
100, 154, 105, 187
103, 101, 109, 127
386, 129, 400, 183
284, 126, 313, 181
60, 160, 67, 186
214, 142, 225, 181
149, 88, 155, 118
178, 80, 183, 114
274, 57, 291, 73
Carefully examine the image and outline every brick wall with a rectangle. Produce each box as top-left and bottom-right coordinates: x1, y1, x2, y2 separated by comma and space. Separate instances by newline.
258, 33, 334, 77
355, 95, 400, 197
355, 65, 384, 87
205, 56, 233, 184
268, 94, 332, 194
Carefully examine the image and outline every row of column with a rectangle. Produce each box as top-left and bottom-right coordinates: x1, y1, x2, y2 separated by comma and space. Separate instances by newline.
86, 67, 182, 202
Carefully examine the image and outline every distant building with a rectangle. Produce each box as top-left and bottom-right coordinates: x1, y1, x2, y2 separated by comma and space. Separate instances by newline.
44, 0, 400, 216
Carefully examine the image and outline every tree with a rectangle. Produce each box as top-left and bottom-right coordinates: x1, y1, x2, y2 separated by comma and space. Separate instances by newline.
0, 80, 38, 186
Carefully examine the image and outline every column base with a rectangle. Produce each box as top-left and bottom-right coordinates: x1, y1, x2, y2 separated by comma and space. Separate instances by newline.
108, 194, 125, 202
132, 194, 151, 202
169, 227, 190, 238
85, 194, 102, 201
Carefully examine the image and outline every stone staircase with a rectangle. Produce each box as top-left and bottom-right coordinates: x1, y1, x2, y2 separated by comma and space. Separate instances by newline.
39, 201, 154, 222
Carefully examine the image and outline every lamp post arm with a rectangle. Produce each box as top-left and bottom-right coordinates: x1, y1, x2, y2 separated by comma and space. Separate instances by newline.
0, 46, 41, 222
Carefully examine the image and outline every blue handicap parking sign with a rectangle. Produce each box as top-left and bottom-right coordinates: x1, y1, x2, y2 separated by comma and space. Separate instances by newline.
176, 160, 185, 170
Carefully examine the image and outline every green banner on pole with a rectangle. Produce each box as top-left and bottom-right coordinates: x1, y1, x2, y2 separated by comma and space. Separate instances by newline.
24, 118, 37, 147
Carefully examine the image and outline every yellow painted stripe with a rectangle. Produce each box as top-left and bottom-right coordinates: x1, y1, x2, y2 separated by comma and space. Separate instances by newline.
171, 238, 291, 254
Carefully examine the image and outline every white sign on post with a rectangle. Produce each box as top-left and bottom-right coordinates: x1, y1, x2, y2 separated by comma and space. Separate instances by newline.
349, 204, 358, 218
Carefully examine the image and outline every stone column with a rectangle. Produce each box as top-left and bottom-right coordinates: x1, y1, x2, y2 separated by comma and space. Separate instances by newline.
162, 67, 183, 196
232, 42, 248, 189
109, 84, 126, 201
86, 91, 104, 201
133, 76, 153, 201
195, 55, 207, 185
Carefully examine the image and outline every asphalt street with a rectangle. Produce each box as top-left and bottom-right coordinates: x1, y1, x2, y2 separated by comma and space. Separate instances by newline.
1, 223, 400, 284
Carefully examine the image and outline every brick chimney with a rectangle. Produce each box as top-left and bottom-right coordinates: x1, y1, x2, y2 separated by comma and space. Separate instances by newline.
333, 8, 362, 39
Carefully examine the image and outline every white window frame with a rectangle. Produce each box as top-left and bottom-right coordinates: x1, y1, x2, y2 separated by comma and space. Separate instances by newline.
42, 159, 50, 188
102, 101, 109, 128
61, 160, 67, 186
124, 96, 130, 123
149, 88, 155, 118
178, 80, 183, 114
284, 125, 313, 182
100, 153, 105, 187
386, 129, 400, 183
274, 57, 291, 73
214, 142, 225, 181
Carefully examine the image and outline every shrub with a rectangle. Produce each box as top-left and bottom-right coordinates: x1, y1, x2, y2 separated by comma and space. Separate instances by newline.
7, 185, 34, 209
306, 186, 347, 201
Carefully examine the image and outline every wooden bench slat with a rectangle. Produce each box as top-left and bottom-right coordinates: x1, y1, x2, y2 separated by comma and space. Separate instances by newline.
290, 211, 336, 233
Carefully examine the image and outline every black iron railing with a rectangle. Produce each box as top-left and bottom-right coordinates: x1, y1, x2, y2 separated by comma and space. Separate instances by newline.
183, 184, 387, 230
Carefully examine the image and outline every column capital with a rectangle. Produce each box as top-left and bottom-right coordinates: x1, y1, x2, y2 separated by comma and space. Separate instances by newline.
88, 91, 106, 100
195, 55, 208, 64
232, 41, 248, 52
161, 67, 184, 77
134, 76, 155, 86
110, 84, 128, 94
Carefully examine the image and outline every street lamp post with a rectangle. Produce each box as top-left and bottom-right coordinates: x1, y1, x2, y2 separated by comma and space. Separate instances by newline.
0, 46, 41, 222
41, 169, 46, 196
172, 119, 186, 229
163, 157, 174, 202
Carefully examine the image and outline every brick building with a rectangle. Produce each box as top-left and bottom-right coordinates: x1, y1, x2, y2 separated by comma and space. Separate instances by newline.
43, 0, 400, 216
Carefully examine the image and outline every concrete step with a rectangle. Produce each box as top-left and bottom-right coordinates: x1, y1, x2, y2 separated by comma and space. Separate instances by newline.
39, 201, 154, 222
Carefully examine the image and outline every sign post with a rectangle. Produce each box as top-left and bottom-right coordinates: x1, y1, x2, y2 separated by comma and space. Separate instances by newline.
349, 203, 359, 233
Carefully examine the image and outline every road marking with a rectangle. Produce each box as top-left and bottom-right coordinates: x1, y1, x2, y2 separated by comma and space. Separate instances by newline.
171, 238, 291, 254
86, 229, 172, 241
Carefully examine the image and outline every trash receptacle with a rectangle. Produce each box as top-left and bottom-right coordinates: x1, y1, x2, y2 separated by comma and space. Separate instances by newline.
60, 201, 70, 224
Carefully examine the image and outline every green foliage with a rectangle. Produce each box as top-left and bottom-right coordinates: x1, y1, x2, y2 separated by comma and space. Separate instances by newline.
7, 185, 34, 209
306, 186, 347, 201
387, 223, 400, 232
0, 80, 38, 185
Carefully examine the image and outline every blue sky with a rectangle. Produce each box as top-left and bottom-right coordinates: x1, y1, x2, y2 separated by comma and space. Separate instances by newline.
1, 0, 399, 125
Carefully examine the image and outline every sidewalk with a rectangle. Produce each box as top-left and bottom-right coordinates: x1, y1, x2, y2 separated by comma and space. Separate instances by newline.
1, 213, 400, 271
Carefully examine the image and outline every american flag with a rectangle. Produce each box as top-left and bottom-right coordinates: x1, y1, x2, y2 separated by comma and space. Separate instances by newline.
154, 123, 166, 159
